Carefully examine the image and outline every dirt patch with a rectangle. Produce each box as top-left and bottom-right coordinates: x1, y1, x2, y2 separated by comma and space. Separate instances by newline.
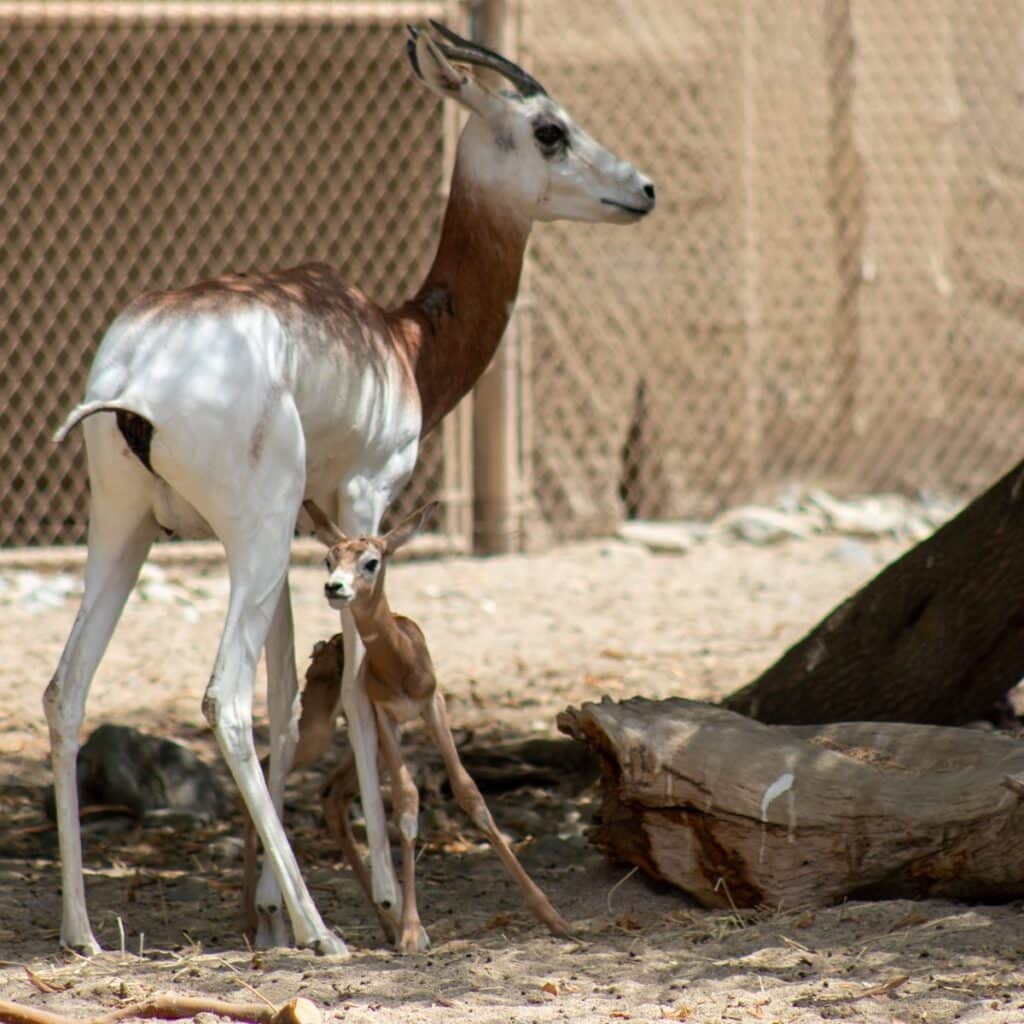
3, 526, 1024, 1023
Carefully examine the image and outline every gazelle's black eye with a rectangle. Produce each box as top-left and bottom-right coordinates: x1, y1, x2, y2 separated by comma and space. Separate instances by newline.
362, 557, 380, 575
323, 557, 331, 571
534, 122, 565, 148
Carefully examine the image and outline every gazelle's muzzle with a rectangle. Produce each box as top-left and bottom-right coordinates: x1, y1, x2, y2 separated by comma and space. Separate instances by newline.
324, 580, 353, 607
601, 178, 655, 220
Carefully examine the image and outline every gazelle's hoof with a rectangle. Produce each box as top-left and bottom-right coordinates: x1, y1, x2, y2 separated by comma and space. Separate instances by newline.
304, 931, 350, 957
62, 937, 102, 958
61, 931, 102, 957
254, 908, 290, 950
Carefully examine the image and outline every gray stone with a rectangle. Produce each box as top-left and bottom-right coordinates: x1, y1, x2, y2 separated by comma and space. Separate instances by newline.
44, 724, 229, 825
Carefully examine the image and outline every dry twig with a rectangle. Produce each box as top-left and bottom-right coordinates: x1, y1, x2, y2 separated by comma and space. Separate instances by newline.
0, 994, 322, 1024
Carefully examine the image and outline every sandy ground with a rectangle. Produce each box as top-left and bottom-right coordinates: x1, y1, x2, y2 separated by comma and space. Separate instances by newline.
3, 513, 1024, 1024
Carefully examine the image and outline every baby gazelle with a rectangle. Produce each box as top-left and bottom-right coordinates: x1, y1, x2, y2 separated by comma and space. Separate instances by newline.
304, 499, 572, 952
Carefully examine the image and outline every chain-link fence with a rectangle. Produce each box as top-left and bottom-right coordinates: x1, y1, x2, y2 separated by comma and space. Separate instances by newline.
521, 0, 1024, 540
3, 1, 1023, 550
0, 0, 460, 548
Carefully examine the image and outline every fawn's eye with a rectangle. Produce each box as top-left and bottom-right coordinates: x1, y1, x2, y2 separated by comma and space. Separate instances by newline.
323, 557, 330, 571
362, 557, 379, 575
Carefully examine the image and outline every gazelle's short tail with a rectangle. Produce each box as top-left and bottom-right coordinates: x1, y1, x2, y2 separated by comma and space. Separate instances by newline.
53, 399, 142, 443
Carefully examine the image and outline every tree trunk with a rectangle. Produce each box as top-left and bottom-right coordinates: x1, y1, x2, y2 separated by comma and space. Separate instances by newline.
558, 697, 1024, 908
723, 457, 1024, 725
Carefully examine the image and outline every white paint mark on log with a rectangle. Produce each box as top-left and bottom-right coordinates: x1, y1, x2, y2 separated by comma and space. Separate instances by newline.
759, 771, 796, 863
761, 771, 795, 821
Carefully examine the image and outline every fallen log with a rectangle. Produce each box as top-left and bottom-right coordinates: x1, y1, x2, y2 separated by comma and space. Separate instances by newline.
722, 457, 1024, 726
559, 696, 1024, 908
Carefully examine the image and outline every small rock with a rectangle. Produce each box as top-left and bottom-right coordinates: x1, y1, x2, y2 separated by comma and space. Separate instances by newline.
617, 521, 705, 554
206, 835, 246, 862
805, 490, 914, 538
44, 724, 229, 825
717, 506, 816, 545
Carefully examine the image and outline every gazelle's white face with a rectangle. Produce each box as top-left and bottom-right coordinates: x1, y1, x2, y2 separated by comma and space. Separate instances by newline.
459, 93, 655, 225
410, 25, 655, 226
322, 539, 384, 610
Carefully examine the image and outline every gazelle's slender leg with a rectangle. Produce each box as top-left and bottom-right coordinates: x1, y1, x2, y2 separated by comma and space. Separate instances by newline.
245, 630, 343, 944
204, 524, 344, 955
253, 579, 301, 948
374, 707, 429, 953
44, 421, 159, 953
424, 691, 573, 938
338, 619, 400, 933
154, 396, 345, 956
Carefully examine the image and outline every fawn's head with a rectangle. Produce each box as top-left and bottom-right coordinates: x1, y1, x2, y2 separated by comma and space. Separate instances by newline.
304, 500, 438, 610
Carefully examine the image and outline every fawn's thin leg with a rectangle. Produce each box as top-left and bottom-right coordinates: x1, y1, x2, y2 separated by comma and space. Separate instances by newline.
241, 810, 260, 940
374, 707, 429, 954
320, 752, 397, 946
423, 691, 573, 938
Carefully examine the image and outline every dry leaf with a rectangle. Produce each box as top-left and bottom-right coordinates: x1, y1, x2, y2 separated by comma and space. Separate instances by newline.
206, 878, 241, 892
888, 912, 928, 932
542, 981, 560, 996
862, 975, 909, 998
583, 672, 623, 690
616, 913, 642, 931
660, 1007, 693, 1021
485, 912, 513, 931
441, 835, 475, 854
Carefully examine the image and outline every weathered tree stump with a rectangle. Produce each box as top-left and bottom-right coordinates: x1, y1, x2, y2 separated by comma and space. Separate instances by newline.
559, 696, 1024, 908
723, 457, 1024, 726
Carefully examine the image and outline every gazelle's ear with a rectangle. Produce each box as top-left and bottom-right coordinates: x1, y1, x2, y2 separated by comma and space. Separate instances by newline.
407, 25, 504, 119
383, 500, 440, 556
302, 500, 346, 549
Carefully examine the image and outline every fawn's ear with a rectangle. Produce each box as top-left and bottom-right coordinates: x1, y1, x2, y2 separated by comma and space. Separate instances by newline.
383, 501, 440, 556
302, 499, 346, 549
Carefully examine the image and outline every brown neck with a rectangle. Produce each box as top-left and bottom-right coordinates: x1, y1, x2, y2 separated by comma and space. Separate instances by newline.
351, 591, 417, 683
387, 153, 532, 436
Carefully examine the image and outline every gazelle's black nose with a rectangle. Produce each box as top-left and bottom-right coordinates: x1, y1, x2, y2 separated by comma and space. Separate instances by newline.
643, 183, 655, 200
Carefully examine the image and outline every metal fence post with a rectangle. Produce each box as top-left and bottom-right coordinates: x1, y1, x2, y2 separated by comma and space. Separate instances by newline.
470, 0, 527, 553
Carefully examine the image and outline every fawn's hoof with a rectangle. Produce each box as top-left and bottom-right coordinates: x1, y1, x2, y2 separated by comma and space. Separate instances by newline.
397, 924, 431, 954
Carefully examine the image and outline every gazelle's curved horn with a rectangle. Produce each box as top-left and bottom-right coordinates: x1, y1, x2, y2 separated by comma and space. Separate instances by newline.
417, 20, 547, 98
